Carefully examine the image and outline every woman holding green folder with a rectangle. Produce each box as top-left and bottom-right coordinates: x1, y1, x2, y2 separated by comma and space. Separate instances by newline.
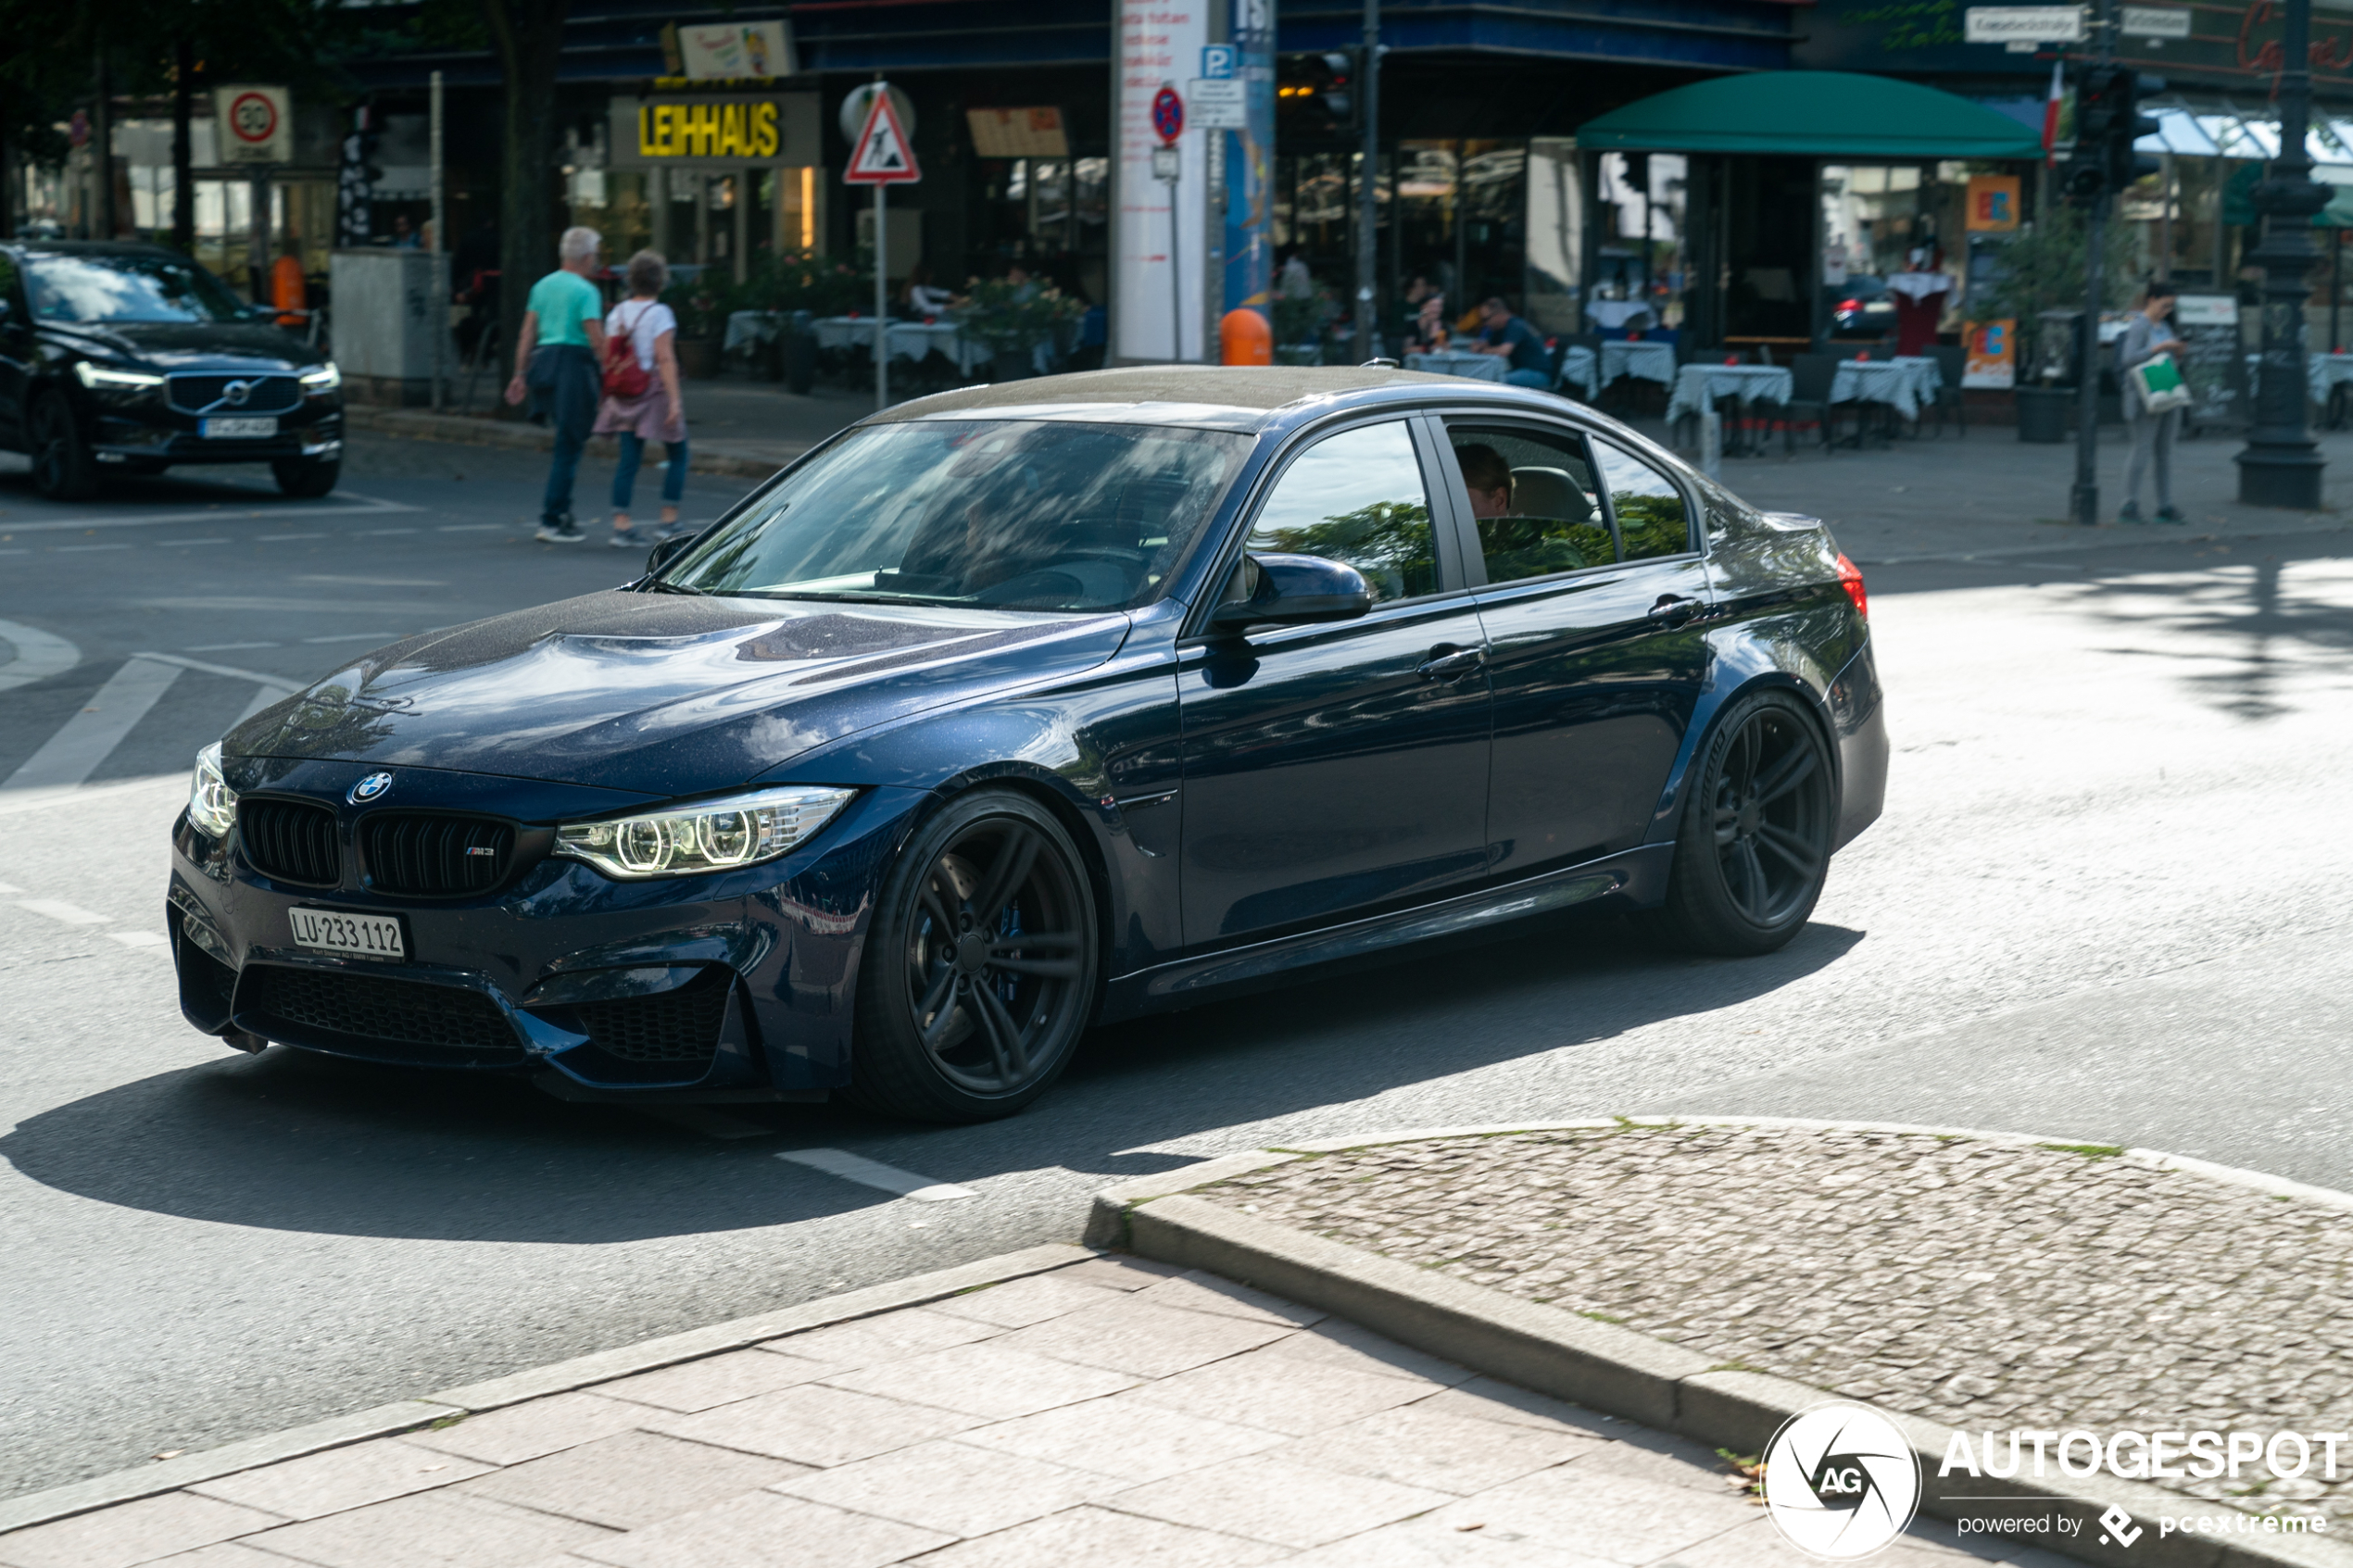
2116, 282, 2188, 524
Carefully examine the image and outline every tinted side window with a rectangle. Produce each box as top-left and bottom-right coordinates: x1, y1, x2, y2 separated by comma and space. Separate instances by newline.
1245, 420, 1437, 603
1445, 422, 1615, 583
1592, 440, 1692, 560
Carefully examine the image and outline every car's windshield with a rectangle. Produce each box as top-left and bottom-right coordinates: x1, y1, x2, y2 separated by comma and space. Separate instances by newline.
662, 419, 1252, 612
26, 252, 249, 324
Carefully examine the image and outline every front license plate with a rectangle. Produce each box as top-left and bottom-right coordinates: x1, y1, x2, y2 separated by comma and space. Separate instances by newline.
289, 907, 407, 960
201, 417, 278, 439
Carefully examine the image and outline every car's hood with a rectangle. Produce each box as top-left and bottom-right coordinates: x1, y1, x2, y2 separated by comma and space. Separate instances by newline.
46, 320, 320, 371
229, 591, 1133, 798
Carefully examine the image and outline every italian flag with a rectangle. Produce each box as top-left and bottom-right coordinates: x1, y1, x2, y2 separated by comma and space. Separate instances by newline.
2043, 59, 2065, 166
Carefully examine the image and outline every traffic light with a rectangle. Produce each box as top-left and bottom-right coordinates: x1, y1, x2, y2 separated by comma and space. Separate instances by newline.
1276, 51, 1357, 132
2108, 70, 2163, 194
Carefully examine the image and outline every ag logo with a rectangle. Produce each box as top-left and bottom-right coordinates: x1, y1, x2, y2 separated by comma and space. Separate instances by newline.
1762, 1401, 1921, 1560
347, 771, 393, 804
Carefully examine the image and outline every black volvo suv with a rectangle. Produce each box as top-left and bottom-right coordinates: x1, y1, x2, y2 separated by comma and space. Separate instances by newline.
0, 241, 343, 500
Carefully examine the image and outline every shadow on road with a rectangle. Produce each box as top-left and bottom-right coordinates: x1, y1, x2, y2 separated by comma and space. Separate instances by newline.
0, 911, 1861, 1242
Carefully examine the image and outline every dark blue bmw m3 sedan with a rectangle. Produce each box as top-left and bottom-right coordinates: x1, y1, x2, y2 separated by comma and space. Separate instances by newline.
168, 366, 1886, 1122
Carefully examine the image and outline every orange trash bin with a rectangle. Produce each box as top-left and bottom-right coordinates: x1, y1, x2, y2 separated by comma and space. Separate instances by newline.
1220, 308, 1272, 366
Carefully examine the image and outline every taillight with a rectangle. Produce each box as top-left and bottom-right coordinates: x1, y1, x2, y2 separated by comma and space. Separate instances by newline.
1837, 297, 1861, 314
1836, 552, 1868, 621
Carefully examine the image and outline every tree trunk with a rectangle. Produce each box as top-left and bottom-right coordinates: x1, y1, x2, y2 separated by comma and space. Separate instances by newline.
482, 0, 570, 414
91, 42, 114, 240
171, 37, 195, 254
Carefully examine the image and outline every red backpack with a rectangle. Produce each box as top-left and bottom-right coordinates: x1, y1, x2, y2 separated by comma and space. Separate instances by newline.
601, 304, 652, 399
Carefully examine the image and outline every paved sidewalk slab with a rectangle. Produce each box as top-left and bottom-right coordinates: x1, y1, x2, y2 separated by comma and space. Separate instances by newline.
0, 1250, 2065, 1568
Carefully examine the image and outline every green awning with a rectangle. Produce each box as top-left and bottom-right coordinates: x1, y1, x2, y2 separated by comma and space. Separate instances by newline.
1579, 71, 2045, 161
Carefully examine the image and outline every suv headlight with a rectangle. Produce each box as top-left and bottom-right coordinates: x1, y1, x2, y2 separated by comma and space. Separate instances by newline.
73, 361, 165, 391
555, 785, 856, 880
300, 362, 341, 392
188, 742, 238, 836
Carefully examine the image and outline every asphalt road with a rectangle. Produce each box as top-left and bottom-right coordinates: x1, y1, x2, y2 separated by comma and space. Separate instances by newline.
2, 433, 2350, 1501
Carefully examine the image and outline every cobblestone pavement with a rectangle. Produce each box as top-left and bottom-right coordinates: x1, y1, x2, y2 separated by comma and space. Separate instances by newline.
0, 1254, 2065, 1568
1205, 1124, 2353, 1528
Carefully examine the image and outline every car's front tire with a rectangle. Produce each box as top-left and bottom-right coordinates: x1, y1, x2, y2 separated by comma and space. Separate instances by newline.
30, 395, 100, 501
1651, 688, 1837, 956
847, 787, 1100, 1123
272, 457, 340, 498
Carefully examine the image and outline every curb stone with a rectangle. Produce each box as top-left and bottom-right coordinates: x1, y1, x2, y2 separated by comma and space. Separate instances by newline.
0, 1242, 1088, 1536
1088, 1119, 2353, 1568
339, 406, 790, 482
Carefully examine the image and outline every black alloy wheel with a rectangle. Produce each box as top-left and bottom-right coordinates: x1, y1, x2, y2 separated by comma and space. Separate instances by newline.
31, 395, 100, 501
849, 788, 1099, 1122
1652, 689, 1836, 955
272, 457, 341, 498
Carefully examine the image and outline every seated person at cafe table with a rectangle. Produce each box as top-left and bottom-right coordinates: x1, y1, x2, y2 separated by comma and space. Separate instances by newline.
1472, 298, 1554, 388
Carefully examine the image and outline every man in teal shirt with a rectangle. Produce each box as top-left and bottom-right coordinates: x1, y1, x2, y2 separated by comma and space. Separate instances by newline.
505, 227, 609, 542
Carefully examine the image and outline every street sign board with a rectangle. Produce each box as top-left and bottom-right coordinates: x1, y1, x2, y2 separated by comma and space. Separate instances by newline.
845, 89, 921, 184
1200, 44, 1238, 80
1187, 79, 1247, 130
1151, 84, 1185, 144
214, 85, 291, 164
1963, 6, 2085, 44
2121, 5, 2191, 39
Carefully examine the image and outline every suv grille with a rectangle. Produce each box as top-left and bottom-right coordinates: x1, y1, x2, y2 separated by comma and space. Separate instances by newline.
573, 973, 729, 1064
360, 814, 515, 897
168, 373, 302, 416
246, 968, 515, 1052
240, 798, 340, 886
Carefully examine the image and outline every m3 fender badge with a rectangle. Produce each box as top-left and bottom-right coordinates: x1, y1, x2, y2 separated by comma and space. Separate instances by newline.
348, 771, 394, 805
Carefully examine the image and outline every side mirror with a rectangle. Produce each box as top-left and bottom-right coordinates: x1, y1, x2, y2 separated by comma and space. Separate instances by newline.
645, 533, 698, 575
1208, 552, 1374, 632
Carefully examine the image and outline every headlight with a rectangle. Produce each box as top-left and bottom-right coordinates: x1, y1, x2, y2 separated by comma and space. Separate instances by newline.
188, 742, 238, 837
300, 362, 342, 392
555, 785, 856, 880
73, 361, 165, 391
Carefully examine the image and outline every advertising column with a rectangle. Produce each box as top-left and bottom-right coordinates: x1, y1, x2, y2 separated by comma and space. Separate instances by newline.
1114, 0, 1211, 361
1224, 1, 1275, 331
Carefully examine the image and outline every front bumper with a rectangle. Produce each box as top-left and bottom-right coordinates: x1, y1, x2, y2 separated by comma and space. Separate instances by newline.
169, 759, 928, 1093
83, 390, 342, 467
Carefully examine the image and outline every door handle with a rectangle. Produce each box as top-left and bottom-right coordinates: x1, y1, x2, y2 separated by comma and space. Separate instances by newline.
1416, 646, 1487, 681
1647, 595, 1708, 624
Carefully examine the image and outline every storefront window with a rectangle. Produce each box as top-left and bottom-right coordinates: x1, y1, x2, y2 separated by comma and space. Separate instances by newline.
1818, 161, 1974, 343
1592, 152, 1688, 336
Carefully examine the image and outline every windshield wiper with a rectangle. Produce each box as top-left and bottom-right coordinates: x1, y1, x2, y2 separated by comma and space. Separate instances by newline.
641, 578, 703, 596
736, 590, 964, 607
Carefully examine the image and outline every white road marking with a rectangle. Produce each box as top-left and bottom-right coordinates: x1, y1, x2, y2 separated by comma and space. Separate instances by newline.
0, 495, 418, 535
0, 881, 20, 894
185, 642, 280, 652
53, 544, 131, 553
357, 529, 419, 536
158, 538, 231, 547
436, 524, 507, 533
0, 618, 82, 693
294, 575, 448, 587
107, 930, 170, 950
2, 659, 182, 793
254, 533, 326, 542
301, 633, 403, 644
14, 898, 110, 926
774, 1148, 978, 1202
132, 653, 303, 693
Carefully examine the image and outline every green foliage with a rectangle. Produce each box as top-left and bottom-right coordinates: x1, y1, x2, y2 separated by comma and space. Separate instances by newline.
1262, 500, 1435, 602
959, 276, 1085, 350
1610, 492, 1689, 559
1969, 204, 2141, 370
740, 248, 867, 319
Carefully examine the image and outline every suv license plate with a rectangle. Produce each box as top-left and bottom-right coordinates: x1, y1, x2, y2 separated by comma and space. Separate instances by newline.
202, 417, 278, 439
289, 908, 406, 960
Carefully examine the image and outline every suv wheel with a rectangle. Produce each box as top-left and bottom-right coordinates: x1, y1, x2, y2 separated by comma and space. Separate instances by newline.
31, 395, 100, 501
271, 458, 340, 498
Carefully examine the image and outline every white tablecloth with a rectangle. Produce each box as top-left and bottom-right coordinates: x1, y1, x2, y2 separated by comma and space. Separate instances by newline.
1891, 356, 1944, 395
1600, 340, 1677, 388
1561, 346, 1598, 398
1405, 350, 1509, 382
1829, 359, 1923, 421
2309, 352, 2353, 405
1586, 300, 1656, 331
812, 316, 995, 373
1666, 365, 1795, 424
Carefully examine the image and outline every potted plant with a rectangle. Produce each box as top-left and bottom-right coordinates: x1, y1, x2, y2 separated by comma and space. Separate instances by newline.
959, 276, 1085, 380
1967, 202, 2136, 442
1273, 289, 1329, 366
665, 272, 736, 380
742, 250, 862, 390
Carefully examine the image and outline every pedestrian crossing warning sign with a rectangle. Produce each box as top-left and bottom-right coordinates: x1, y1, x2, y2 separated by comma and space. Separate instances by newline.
846, 91, 921, 184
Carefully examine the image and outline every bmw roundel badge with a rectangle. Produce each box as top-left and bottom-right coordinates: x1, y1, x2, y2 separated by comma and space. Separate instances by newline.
348, 771, 394, 805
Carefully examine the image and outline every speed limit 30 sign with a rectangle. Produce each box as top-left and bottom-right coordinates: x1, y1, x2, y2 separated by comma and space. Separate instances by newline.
213, 84, 291, 164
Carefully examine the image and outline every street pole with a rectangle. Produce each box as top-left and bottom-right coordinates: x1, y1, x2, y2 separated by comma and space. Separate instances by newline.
1167, 152, 1182, 363
875, 182, 887, 410
1353, 0, 1379, 363
2070, 1, 2113, 528
2236, 0, 2330, 507
430, 70, 446, 410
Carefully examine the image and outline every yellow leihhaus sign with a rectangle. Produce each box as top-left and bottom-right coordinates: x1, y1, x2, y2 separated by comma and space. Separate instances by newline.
637, 100, 780, 159
607, 93, 818, 170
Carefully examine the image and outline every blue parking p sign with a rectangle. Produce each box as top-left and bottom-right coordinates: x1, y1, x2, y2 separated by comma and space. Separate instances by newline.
1201, 44, 1238, 80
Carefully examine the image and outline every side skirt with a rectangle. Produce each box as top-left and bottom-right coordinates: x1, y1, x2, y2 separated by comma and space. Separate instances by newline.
1098, 843, 1675, 1023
